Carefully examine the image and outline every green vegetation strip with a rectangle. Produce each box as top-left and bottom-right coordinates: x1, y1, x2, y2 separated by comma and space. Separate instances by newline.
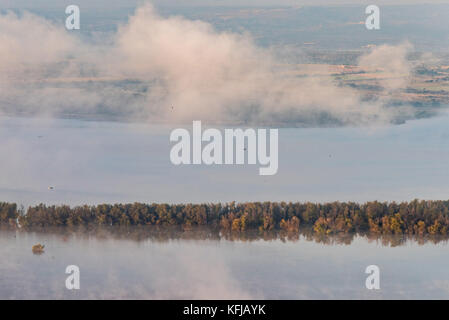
2, 200, 449, 235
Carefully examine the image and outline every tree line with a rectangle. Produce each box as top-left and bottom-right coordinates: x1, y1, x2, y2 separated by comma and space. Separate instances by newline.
2, 199, 449, 235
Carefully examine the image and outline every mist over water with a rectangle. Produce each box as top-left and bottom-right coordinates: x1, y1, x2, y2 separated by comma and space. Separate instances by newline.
2, 228, 449, 299
0, 3, 441, 126
1, 2, 449, 301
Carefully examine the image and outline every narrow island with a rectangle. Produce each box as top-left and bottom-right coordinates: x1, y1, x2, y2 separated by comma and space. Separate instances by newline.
1, 200, 449, 236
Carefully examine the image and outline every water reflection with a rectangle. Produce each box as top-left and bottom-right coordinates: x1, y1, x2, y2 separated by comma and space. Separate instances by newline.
5, 226, 449, 247
2, 227, 449, 299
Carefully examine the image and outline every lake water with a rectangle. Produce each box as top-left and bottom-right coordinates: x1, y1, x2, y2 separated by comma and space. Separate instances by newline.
2, 115, 449, 299
1, 228, 449, 299
1, 115, 449, 206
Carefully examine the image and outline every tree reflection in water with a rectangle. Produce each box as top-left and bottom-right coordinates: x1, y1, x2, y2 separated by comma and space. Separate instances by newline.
4, 225, 448, 247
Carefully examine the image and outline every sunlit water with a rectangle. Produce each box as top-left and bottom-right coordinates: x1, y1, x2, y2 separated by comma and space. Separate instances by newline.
1, 228, 449, 299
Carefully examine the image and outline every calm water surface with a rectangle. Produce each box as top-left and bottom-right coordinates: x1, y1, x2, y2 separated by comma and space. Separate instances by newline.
1, 228, 449, 299
1, 115, 449, 206
2, 115, 449, 299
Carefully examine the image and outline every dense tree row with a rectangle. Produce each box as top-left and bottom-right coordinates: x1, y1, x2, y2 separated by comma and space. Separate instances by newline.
0, 202, 18, 226
2, 200, 449, 235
